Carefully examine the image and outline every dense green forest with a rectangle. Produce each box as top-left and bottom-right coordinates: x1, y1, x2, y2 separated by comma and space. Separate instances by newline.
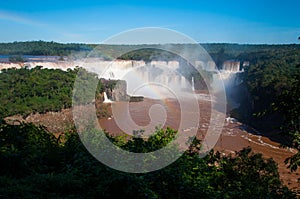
0, 121, 296, 198
231, 47, 300, 171
0, 67, 116, 118
0, 67, 76, 118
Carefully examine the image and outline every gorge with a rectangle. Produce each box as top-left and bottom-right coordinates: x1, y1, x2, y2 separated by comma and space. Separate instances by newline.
1, 58, 299, 190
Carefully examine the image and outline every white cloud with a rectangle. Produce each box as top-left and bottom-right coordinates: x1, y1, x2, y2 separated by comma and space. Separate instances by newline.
0, 10, 44, 27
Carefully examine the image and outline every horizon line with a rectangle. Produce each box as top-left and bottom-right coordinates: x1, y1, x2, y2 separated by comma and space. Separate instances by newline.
0, 40, 299, 45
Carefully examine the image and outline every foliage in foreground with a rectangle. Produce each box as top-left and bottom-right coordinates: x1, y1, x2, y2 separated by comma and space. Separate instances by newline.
0, 121, 296, 198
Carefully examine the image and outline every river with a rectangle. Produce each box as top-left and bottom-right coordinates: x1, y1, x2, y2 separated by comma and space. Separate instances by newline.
99, 94, 299, 191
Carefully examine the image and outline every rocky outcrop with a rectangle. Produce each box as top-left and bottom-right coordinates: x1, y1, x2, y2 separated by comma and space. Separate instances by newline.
111, 80, 143, 102
112, 80, 130, 101
129, 96, 144, 102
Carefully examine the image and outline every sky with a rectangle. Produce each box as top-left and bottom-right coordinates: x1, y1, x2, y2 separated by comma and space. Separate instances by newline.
0, 0, 299, 44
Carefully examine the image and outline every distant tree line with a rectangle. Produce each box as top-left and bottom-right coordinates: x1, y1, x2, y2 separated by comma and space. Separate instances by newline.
0, 41, 93, 56
1, 41, 299, 63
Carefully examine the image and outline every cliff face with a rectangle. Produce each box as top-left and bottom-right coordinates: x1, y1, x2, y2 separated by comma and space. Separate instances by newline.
112, 80, 130, 101
111, 80, 143, 102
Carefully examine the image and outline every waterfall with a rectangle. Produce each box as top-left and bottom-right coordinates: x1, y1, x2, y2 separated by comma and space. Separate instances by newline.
215, 70, 244, 111
191, 76, 195, 91
103, 92, 113, 103
181, 76, 188, 90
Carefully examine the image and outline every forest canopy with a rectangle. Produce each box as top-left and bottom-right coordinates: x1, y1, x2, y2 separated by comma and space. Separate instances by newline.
0, 121, 296, 198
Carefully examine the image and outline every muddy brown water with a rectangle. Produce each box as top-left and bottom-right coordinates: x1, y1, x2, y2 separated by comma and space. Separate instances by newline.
99, 96, 299, 191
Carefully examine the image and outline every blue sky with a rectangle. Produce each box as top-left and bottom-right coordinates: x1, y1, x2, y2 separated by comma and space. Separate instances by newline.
0, 0, 299, 44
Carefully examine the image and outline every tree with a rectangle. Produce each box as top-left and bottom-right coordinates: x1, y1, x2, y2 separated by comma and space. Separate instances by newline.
8, 55, 25, 62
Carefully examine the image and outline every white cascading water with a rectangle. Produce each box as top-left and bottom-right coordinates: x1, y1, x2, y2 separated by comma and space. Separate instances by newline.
191, 76, 195, 91
10, 59, 243, 103
213, 61, 244, 110
103, 92, 113, 103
